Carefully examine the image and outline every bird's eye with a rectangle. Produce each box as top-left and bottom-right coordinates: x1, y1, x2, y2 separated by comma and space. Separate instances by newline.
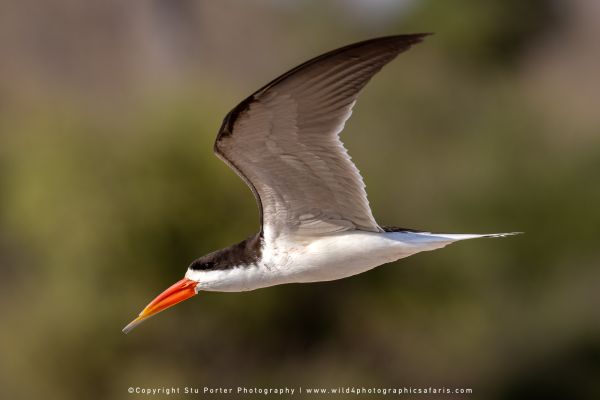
200, 261, 215, 270
189, 260, 215, 271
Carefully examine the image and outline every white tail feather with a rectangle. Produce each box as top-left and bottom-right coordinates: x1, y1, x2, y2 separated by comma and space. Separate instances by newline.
418, 232, 523, 241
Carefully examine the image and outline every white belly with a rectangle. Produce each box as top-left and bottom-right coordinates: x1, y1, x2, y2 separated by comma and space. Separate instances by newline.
192, 231, 453, 292
280, 231, 451, 283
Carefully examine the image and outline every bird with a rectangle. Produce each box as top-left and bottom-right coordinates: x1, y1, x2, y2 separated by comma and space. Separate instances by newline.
123, 34, 519, 334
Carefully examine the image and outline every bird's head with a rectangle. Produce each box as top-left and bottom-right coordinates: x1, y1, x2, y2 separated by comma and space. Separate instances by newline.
122, 276, 199, 334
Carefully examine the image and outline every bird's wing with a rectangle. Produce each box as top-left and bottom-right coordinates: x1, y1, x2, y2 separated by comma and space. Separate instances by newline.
214, 34, 428, 239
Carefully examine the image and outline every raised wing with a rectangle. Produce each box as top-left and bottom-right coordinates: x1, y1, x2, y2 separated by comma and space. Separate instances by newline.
214, 34, 428, 239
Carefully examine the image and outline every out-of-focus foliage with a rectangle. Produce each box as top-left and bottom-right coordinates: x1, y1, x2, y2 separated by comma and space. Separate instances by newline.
0, 1, 599, 399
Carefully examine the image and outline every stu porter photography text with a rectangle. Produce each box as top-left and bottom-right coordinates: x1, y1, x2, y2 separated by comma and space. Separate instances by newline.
128, 386, 473, 396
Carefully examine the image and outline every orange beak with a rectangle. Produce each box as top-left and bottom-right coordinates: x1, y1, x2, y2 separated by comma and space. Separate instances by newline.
122, 278, 197, 334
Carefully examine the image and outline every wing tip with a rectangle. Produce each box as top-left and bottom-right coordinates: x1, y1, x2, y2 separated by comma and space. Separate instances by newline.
215, 32, 433, 143
369, 32, 434, 48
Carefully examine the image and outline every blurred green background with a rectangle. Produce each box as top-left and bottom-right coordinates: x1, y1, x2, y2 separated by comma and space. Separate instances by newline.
1, 1, 599, 399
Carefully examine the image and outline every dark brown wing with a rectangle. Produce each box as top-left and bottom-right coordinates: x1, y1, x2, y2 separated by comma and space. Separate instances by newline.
214, 34, 429, 239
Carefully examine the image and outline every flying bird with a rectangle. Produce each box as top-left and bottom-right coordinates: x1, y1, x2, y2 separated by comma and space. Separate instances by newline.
123, 34, 518, 333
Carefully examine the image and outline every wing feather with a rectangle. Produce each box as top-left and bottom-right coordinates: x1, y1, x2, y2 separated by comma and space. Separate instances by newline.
214, 34, 429, 239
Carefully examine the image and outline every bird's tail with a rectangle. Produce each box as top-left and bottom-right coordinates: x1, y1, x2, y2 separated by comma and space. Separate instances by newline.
392, 231, 522, 248
428, 232, 523, 241
400, 232, 523, 250
383, 229, 521, 252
